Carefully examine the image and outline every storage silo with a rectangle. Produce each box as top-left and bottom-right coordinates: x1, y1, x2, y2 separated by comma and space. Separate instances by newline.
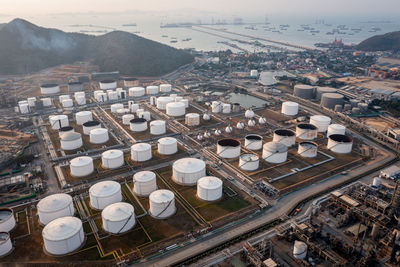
129, 87, 145, 97
222, 103, 231, 114
102, 150, 124, 169
172, 158, 206, 185
122, 114, 135, 125
102, 202, 135, 234
131, 143, 152, 162
298, 141, 318, 158
60, 132, 83, 150
82, 120, 101, 135
123, 77, 139, 87
185, 113, 200, 126
0, 208, 16, 233
27, 97, 36, 107
146, 85, 159, 95
293, 84, 315, 99
239, 154, 259, 171
244, 134, 263, 150
137, 110, 151, 121
159, 84, 172, 93
130, 118, 148, 132
166, 102, 186, 116
217, 139, 241, 158
327, 134, 353, 154
75, 111, 93, 125
320, 93, 344, 109
49, 115, 69, 130
41, 98, 52, 107
37, 193, 75, 225
89, 181, 122, 210
149, 190, 176, 219
18, 101, 30, 114
59, 95, 70, 103
245, 109, 255, 118
89, 128, 109, 144
327, 124, 346, 137
296, 123, 318, 140
262, 142, 288, 163
180, 99, 189, 108
133, 171, 157, 196
0, 232, 12, 257
99, 79, 117, 90
158, 137, 178, 155
116, 108, 129, 116
156, 96, 174, 110
150, 120, 166, 135
129, 102, 139, 113
293, 240, 307, 260
111, 103, 124, 113
62, 99, 73, 108
40, 83, 60, 95
75, 95, 86, 105
58, 126, 74, 138
70, 156, 94, 177
273, 129, 296, 147
108, 91, 118, 101
281, 101, 299, 116
316, 87, 337, 100
309, 115, 331, 132
211, 101, 222, 113
197, 176, 223, 201
42, 216, 84, 256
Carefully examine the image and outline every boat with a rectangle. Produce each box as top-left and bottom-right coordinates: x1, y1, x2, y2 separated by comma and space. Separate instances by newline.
122, 23, 137, 27
161, 35, 168, 38
170, 40, 178, 43
182, 38, 192, 42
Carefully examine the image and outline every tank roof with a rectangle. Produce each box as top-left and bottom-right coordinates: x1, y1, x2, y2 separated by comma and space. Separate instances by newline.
173, 158, 206, 174
329, 134, 353, 143
217, 139, 240, 147
70, 156, 93, 167
83, 120, 100, 127
274, 129, 295, 137
131, 143, 151, 151
149, 189, 174, 203
61, 132, 81, 141
37, 193, 72, 213
42, 216, 82, 241
198, 176, 222, 190
134, 171, 156, 182
102, 149, 123, 159
102, 202, 134, 222
263, 141, 288, 153
90, 181, 121, 197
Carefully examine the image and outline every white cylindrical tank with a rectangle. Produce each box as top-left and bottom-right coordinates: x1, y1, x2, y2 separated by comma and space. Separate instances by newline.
42, 216, 84, 256
222, 103, 231, 114
49, 115, 69, 130
89, 181, 122, 210
60, 132, 83, 150
245, 109, 255, 118
0, 208, 16, 233
239, 154, 259, 171
293, 240, 307, 260
82, 121, 101, 135
102, 150, 124, 169
97, 92, 108, 102
203, 113, 211, 121
75, 95, 86, 105
166, 102, 186, 116
169, 94, 177, 100
150, 120, 166, 135
372, 177, 381, 187
327, 134, 353, 154
217, 139, 241, 158
146, 85, 159, 95
70, 156, 94, 177
59, 95, 70, 103
149, 190, 176, 219
149, 96, 157, 106
197, 176, 223, 201
111, 103, 124, 113
0, 232, 12, 257
129, 87, 145, 97
175, 96, 183, 102
37, 193, 75, 225
41, 83, 60, 94
281, 101, 299, 116
117, 108, 130, 116
19, 103, 30, 114
137, 110, 151, 121
273, 129, 296, 147
159, 84, 172, 93
211, 101, 222, 113
296, 123, 318, 140
156, 96, 174, 110
172, 158, 206, 185
158, 137, 178, 155
89, 128, 109, 144
133, 171, 157, 197
185, 113, 200, 126
244, 134, 263, 150
180, 99, 189, 108
310, 115, 331, 132
262, 142, 288, 163
75, 111, 93, 125
102, 202, 135, 234
327, 124, 346, 137
107, 91, 118, 101
41, 98, 52, 107
298, 141, 318, 158
122, 114, 135, 125
135, 108, 144, 116
130, 118, 148, 132
131, 143, 152, 162
62, 99, 73, 108
58, 126, 74, 137
99, 80, 117, 90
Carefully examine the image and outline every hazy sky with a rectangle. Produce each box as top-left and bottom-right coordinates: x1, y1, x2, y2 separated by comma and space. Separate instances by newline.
1, 0, 400, 17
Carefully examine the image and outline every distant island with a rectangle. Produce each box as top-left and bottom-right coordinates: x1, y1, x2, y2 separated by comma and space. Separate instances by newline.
0, 18, 194, 76
357, 31, 400, 51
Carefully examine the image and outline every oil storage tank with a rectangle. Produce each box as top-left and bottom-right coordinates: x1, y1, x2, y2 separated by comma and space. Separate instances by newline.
320, 93, 344, 109
37, 193, 75, 225
273, 129, 296, 147
111, 103, 124, 113
124, 78, 139, 87
262, 142, 288, 163
129, 87, 145, 97
42, 216, 84, 256
244, 134, 263, 150
296, 123, 318, 140
156, 96, 174, 110
60, 132, 83, 150
293, 84, 315, 99
41, 98, 52, 107
58, 126, 74, 137
172, 158, 206, 185
327, 134, 353, 154
102, 202, 135, 234
99, 80, 117, 90
166, 102, 186, 116
239, 154, 259, 171
150, 120, 166, 135
41, 83, 60, 95
293, 240, 307, 260
146, 85, 159, 95
62, 99, 73, 108
89, 128, 109, 144
49, 115, 69, 130
102, 150, 124, 169
149, 190, 176, 219
133, 171, 157, 197
197, 176, 223, 201
327, 124, 346, 137
158, 137, 178, 155
298, 141, 318, 158
185, 113, 200, 126
0, 208, 16, 232
217, 139, 241, 158
316, 87, 337, 100
0, 232, 12, 257
89, 181, 122, 210
309, 115, 331, 132
281, 101, 299, 116
130, 118, 147, 132
159, 84, 172, 93
122, 114, 135, 125
131, 143, 152, 162
211, 101, 222, 113
75, 111, 93, 125
83, 120, 101, 135
70, 156, 94, 177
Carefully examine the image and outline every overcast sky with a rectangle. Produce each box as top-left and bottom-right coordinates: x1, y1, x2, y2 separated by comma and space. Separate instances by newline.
1, 0, 400, 17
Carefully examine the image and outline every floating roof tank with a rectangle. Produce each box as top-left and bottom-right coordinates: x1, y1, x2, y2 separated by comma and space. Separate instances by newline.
82, 120, 101, 135
75, 111, 93, 125
262, 142, 288, 163
123, 77, 139, 87
133, 171, 157, 197
316, 87, 337, 100
273, 129, 296, 147
0, 208, 16, 232
58, 126, 74, 137
60, 132, 83, 150
130, 118, 148, 132
197, 176, 223, 201
0, 232, 12, 257
239, 154, 259, 171
296, 123, 318, 140
102, 202, 135, 234
298, 141, 318, 158
149, 190, 176, 219
244, 134, 263, 150
217, 139, 241, 158
172, 158, 206, 185
89, 181, 122, 210
327, 134, 353, 154
37, 193, 74, 225
293, 240, 307, 260
99, 79, 117, 90
40, 83, 60, 95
